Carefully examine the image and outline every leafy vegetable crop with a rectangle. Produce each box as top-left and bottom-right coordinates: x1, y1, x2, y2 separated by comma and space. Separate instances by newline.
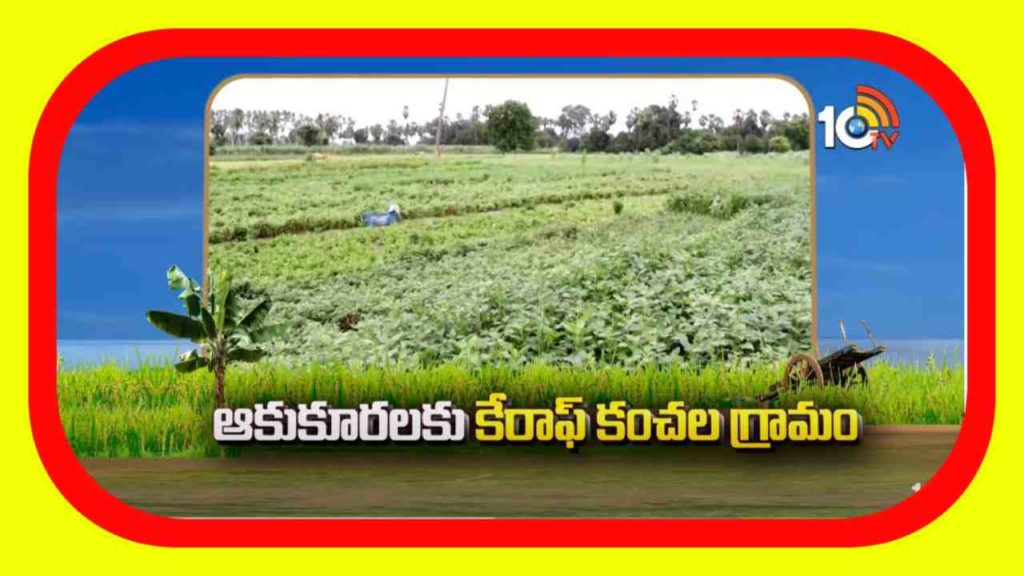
210, 152, 812, 367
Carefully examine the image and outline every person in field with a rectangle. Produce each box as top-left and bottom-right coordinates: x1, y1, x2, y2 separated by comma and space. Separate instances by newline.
362, 204, 402, 227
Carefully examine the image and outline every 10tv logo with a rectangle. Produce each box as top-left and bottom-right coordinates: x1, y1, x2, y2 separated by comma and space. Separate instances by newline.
818, 85, 900, 150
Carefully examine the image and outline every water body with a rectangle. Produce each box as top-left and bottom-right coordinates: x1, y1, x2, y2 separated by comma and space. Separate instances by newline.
58, 340, 188, 368
819, 339, 963, 367
59, 339, 965, 368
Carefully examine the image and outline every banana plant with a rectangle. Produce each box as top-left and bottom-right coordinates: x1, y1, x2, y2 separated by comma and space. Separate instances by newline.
146, 265, 280, 407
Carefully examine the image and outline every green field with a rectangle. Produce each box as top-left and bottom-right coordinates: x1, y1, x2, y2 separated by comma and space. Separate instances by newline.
60, 360, 964, 457
209, 152, 812, 367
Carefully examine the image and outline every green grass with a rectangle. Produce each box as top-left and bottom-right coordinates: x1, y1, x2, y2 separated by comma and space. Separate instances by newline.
212, 193, 676, 284
59, 359, 963, 457
208, 151, 806, 242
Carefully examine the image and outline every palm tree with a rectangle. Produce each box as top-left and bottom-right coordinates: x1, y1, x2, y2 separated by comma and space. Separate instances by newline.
228, 108, 245, 146
146, 266, 280, 407
402, 105, 410, 144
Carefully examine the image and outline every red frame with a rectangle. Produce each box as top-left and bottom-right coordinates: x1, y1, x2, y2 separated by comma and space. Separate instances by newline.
30, 29, 995, 547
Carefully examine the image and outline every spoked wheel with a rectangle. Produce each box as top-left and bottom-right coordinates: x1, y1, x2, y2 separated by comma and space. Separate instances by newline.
783, 353, 825, 392
841, 363, 869, 388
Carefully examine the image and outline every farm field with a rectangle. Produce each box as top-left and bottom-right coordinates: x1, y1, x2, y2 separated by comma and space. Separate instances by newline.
208, 151, 813, 368
59, 360, 964, 457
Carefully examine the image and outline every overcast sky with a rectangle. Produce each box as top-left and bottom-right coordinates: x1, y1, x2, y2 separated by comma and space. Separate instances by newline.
212, 77, 809, 132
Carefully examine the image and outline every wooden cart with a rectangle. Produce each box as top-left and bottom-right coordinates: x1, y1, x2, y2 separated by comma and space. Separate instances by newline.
757, 321, 886, 402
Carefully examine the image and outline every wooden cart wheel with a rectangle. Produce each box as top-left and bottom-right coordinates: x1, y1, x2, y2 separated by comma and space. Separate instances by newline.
851, 363, 869, 387
836, 363, 870, 388
783, 353, 825, 391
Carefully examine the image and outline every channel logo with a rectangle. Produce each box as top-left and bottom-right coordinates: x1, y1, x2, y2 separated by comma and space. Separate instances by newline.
818, 85, 900, 150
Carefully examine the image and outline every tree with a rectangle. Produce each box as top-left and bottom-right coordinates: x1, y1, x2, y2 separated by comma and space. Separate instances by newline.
582, 128, 611, 152
706, 114, 725, 133
535, 127, 560, 149
146, 266, 280, 407
485, 101, 539, 152
609, 132, 633, 153
367, 123, 382, 144
383, 120, 403, 145
681, 111, 692, 130
582, 110, 616, 153
742, 109, 763, 136
400, 105, 412, 142
210, 113, 228, 147
740, 134, 768, 154
341, 117, 356, 141
626, 102, 682, 151
294, 124, 324, 147
435, 78, 450, 156
776, 113, 810, 150
248, 132, 273, 146
249, 110, 278, 143
759, 109, 774, 134
278, 111, 296, 143
228, 108, 246, 145
557, 104, 591, 140
666, 94, 680, 139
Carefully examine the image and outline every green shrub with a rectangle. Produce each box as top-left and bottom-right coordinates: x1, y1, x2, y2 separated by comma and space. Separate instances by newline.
769, 135, 792, 153
740, 135, 768, 154
294, 124, 325, 147
248, 132, 274, 146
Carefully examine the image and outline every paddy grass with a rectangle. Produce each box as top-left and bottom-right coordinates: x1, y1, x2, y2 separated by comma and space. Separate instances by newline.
59, 359, 963, 457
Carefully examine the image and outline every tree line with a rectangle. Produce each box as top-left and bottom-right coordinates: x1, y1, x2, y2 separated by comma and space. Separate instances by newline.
210, 96, 809, 155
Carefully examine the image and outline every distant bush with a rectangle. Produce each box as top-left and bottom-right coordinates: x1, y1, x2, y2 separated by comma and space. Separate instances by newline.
663, 130, 718, 155
769, 135, 792, 153
247, 132, 273, 146
582, 128, 611, 152
294, 124, 325, 147
662, 132, 688, 155
609, 132, 633, 154
740, 135, 768, 154
612, 199, 624, 214
535, 129, 559, 149
696, 132, 722, 154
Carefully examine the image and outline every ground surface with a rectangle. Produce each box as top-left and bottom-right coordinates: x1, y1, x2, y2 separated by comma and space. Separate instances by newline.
85, 426, 955, 518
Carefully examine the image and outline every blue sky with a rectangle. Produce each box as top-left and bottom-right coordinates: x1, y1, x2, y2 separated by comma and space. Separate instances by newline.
57, 57, 965, 340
